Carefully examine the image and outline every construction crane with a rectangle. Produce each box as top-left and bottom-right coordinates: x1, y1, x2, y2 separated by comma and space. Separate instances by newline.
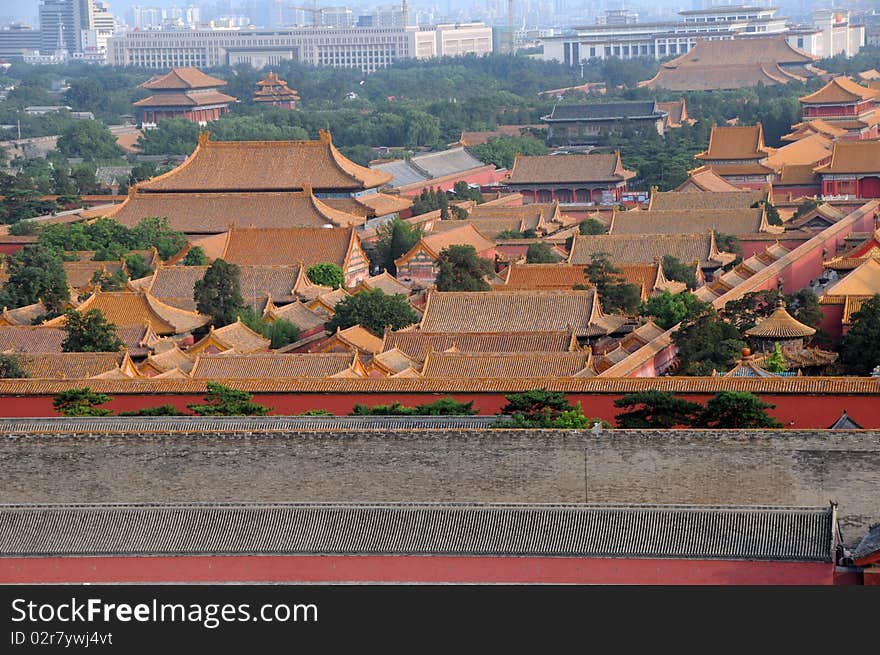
288, 1, 324, 28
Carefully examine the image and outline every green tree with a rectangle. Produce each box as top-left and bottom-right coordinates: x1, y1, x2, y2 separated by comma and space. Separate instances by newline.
61, 309, 124, 352
307, 262, 345, 289
452, 180, 484, 203
721, 289, 822, 334
56, 120, 123, 162
579, 218, 606, 235
838, 294, 880, 375
52, 387, 113, 417
181, 246, 207, 266
413, 396, 478, 415
373, 215, 422, 275
613, 390, 703, 428
583, 254, 641, 314
471, 135, 548, 169
661, 255, 698, 290
187, 381, 271, 416
0, 245, 68, 314
89, 268, 128, 292
124, 253, 152, 280
640, 291, 711, 330
238, 307, 301, 349
764, 343, 786, 373
697, 391, 782, 429
194, 259, 243, 328
714, 231, 743, 265
673, 308, 747, 376
793, 198, 820, 219
526, 242, 559, 263
500, 389, 577, 428
326, 288, 418, 335
435, 244, 494, 291
0, 354, 27, 378
129, 217, 187, 260
118, 405, 183, 416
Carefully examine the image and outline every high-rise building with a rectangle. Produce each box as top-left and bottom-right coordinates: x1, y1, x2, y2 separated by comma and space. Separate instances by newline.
38, 0, 104, 54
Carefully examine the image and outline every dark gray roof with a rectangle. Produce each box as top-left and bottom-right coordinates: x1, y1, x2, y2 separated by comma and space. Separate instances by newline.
544, 102, 666, 122
852, 523, 880, 561
0, 415, 501, 434
828, 410, 863, 430
0, 502, 834, 561
370, 159, 428, 188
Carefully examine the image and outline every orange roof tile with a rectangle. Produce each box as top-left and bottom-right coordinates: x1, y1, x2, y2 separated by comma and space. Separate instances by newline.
381, 329, 578, 362
320, 193, 413, 219
327, 325, 384, 354
140, 68, 228, 90
419, 289, 615, 337
648, 190, 766, 211
499, 263, 593, 290
639, 37, 818, 92
138, 131, 392, 192
799, 76, 878, 104
44, 291, 210, 335
221, 226, 359, 268
189, 352, 357, 378
149, 265, 301, 311
674, 168, 743, 192
0, 302, 49, 327
107, 190, 364, 233
17, 352, 127, 379
842, 295, 874, 324
189, 319, 271, 354
696, 125, 772, 161
824, 258, 880, 296
421, 351, 594, 378
782, 119, 849, 142
0, 326, 65, 353
765, 133, 833, 170
133, 90, 237, 108
0, 374, 877, 395
354, 272, 412, 297
815, 140, 880, 175
507, 152, 635, 185
610, 207, 775, 236
568, 232, 730, 268
262, 299, 326, 332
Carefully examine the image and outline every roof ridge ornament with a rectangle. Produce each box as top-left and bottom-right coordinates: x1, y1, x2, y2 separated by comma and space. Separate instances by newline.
198, 131, 211, 146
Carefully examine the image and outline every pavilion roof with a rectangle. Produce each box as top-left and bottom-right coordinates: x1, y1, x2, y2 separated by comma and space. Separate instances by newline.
137, 131, 392, 193
745, 301, 816, 339
799, 76, 877, 104
140, 67, 228, 90
189, 352, 359, 378
189, 319, 271, 354
133, 91, 237, 108
824, 258, 880, 296
675, 167, 743, 192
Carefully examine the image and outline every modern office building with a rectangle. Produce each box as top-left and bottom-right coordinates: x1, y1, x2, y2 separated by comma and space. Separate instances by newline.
540, 6, 863, 64
107, 23, 492, 73
0, 24, 42, 60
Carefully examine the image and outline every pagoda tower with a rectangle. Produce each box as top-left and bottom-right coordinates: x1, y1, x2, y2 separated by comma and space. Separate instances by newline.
253, 71, 300, 110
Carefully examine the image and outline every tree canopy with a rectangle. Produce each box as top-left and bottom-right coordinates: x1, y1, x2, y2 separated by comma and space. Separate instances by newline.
194, 259, 244, 328
0, 244, 68, 315
435, 244, 494, 292
673, 307, 746, 376
53, 387, 113, 417
372, 216, 422, 276
325, 288, 418, 335
640, 291, 711, 330
583, 253, 641, 314
697, 391, 782, 429
187, 381, 271, 416
838, 294, 880, 375
60, 308, 124, 353
306, 262, 345, 289
614, 390, 703, 428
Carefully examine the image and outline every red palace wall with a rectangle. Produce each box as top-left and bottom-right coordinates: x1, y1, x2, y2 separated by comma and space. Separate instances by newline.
398, 168, 506, 197
2, 390, 877, 428
0, 555, 836, 585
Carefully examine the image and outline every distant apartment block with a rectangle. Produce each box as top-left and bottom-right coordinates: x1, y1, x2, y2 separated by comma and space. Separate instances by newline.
540, 6, 863, 65
107, 23, 492, 73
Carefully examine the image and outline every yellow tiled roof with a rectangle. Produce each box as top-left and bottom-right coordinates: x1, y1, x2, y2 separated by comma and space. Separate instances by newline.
697, 124, 772, 161
609, 207, 774, 236
17, 352, 126, 379
421, 351, 595, 378
108, 190, 364, 233
568, 232, 727, 268
815, 140, 880, 175
222, 226, 358, 268
419, 289, 611, 337
745, 302, 816, 339
799, 76, 878, 104
189, 352, 357, 378
824, 258, 880, 296
648, 190, 766, 211
381, 329, 578, 362
138, 131, 392, 192
507, 152, 635, 184
140, 67, 228, 90
331, 325, 384, 354
675, 167, 743, 192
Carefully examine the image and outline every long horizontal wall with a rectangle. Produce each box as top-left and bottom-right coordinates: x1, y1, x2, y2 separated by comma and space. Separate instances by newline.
1, 428, 878, 538
0, 387, 877, 428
